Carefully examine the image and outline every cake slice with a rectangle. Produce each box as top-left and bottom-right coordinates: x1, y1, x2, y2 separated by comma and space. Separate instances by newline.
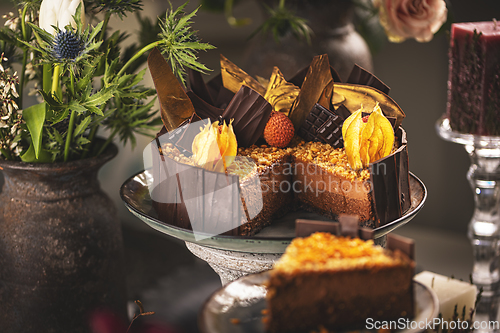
266, 232, 415, 332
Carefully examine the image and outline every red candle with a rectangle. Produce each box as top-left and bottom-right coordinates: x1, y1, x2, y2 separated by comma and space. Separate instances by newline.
446, 21, 500, 136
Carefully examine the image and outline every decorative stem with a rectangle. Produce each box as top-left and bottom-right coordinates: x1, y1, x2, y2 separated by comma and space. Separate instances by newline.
81, 124, 98, 159
63, 110, 76, 162
117, 41, 160, 76
19, 5, 29, 109
99, 12, 111, 41
51, 64, 61, 96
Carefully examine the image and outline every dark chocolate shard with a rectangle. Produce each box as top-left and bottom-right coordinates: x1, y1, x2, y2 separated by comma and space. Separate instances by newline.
221, 85, 273, 148
297, 103, 344, 148
338, 214, 359, 238
346, 64, 390, 95
188, 68, 214, 105
186, 90, 222, 122
370, 127, 411, 227
295, 219, 339, 238
387, 233, 415, 260
290, 65, 341, 88
148, 47, 194, 131
288, 54, 333, 130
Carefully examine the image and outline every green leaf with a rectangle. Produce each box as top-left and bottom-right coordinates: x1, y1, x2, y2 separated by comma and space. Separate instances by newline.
23, 103, 46, 159
68, 100, 87, 113
20, 142, 52, 163
73, 116, 92, 137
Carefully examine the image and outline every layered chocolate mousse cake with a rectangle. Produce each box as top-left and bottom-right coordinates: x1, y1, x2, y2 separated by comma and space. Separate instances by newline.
265, 220, 415, 332
148, 48, 411, 236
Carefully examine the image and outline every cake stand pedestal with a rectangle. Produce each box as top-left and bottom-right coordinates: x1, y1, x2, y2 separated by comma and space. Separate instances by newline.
186, 236, 387, 285
185, 242, 282, 285
436, 117, 500, 295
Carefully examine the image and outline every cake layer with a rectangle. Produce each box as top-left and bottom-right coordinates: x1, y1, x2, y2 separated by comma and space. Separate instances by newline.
266, 233, 414, 332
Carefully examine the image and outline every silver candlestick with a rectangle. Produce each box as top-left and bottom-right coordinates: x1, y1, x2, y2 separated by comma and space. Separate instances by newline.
437, 117, 500, 294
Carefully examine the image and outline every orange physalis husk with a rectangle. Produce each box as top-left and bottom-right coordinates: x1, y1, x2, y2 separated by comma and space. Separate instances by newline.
192, 119, 238, 173
343, 103, 395, 170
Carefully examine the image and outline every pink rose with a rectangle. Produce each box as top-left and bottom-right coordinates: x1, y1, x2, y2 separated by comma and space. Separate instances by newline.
374, 0, 448, 42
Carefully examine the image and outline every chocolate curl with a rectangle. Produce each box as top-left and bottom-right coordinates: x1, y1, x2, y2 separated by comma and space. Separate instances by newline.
370, 128, 411, 227
346, 64, 390, 95
206, 74, 235, 109
288, 54, 333, 131
188, 68, 214, 105
186, 91, 222, 122
386, 233, 415, 260
221, 85, 273, 148
295, 219, 340, 237
148, 48, 194, 131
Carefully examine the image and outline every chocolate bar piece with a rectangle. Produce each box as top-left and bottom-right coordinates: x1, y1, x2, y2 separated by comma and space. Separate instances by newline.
297, 103, 345, 148
387, 233, 415, 260
295, 217, 374, 240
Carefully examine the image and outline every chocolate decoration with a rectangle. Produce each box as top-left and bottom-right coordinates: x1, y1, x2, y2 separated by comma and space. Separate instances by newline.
290, 65, 341, 88
297, 103, 344, 148
370, 127, 411, 227
174, 112, 206, 153
288, 55, 333, 131
205, 74, 235, 109
295, 219, 339, 238
346, 64, 390, 95
295, 218, 374, 240
221, 85, 273, 148
220, 54, 266, 96
317, 79, 334, 109
188, 69, 214, 105
338, 214, 359, 238
387, 233, 415, 260
151, 129, 248, 238
186, 91, 222, 122
335, 104, 352, 120
148, 48, 194, 131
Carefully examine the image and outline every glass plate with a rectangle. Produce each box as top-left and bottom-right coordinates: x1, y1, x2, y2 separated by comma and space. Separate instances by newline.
199, 271, 439, 333
120, 170, 426, 253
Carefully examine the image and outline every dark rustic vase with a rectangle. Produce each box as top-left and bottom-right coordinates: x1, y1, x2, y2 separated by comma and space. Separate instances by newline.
243, 0, 373, 81
0, 144, 127, 333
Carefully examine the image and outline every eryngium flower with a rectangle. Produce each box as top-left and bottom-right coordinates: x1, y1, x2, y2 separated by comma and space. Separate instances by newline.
53, 30, 84, 60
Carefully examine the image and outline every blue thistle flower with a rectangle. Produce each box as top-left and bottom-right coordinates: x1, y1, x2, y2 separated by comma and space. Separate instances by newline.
53, 30, 84, 61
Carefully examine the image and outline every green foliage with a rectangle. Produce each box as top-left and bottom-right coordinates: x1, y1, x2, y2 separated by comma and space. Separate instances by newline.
0, 0, 212, 162
158, 2, 215, 87
250, 0, 312, 44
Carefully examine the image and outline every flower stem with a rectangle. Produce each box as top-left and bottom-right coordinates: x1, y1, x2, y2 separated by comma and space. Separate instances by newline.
63, 110, 76, 162
63, 71, 77, 162
19, 4, 29, 109
51, 64, 61, 96
117, 41, 161, 76
99, 12, 111, 41
43, 64, 52, 93
81, 124, 99, 159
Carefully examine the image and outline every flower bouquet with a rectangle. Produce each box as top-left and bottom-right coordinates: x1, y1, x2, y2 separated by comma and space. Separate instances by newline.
0, 0, 214, 163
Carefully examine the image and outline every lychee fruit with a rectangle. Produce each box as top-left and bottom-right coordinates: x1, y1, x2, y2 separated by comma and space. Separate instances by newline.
263, 111, 295, 148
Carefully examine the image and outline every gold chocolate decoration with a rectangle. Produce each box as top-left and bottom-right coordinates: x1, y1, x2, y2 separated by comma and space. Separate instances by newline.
220, 54, 266, 96
333, 83, 405, 129
288, 54, 333, 131
192, 119, 238, 173
263, 67, 300, 116
343, 103, 395, 170
148, 48, 194, 131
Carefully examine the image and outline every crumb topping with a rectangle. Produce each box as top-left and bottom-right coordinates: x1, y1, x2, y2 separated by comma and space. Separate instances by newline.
273, 232, 405, 273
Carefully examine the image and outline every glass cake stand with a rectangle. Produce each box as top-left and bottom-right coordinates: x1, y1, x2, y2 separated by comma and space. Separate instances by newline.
121, 170, 427, 284
436, 117, 500, 295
